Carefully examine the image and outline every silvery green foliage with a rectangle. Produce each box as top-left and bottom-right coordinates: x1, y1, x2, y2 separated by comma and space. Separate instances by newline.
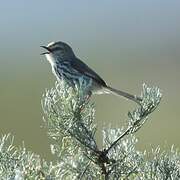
0, 134, 61, 179
0, 80, 179, 179
42, 80, 102, 179
102, 129, 144, 179
139, 146, 180, 179
100, 85, 163, 179
41, 80, 163, 179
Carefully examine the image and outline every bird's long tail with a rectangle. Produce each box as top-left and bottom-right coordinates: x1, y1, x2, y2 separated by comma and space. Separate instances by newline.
105, 86, 142, 105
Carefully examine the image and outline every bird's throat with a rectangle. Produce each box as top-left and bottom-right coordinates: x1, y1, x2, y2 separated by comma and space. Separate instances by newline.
45, 54, 56, 67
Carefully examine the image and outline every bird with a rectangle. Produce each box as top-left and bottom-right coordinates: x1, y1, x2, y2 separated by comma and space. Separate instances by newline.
41, 41, 142, 104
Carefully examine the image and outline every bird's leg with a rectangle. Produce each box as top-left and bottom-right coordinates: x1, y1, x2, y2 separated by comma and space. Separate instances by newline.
85, 93, 91, 102
79, 92, 92, 112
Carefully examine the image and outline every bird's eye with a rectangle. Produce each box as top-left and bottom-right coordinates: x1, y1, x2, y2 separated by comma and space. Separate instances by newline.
59, 47, 64, 50
51, 47, 63, 52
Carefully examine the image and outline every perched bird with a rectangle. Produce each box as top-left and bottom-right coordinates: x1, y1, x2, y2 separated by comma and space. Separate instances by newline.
41, 41, 141, 104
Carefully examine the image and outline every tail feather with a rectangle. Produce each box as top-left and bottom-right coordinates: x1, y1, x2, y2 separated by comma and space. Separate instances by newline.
105, 86, 142, 104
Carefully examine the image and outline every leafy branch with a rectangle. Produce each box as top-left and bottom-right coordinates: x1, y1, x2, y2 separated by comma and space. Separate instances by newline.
0, 79, 179, 179
42, 80, 163, 179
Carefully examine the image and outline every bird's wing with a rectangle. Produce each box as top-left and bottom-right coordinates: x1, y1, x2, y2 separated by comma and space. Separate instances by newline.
70, 58, 107, 87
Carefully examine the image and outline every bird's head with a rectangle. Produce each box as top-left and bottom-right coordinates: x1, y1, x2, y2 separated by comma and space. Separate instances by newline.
41, 41, 75, 64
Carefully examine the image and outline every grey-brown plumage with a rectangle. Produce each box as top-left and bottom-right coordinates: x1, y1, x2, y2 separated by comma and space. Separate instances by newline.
41, 41, 142, 104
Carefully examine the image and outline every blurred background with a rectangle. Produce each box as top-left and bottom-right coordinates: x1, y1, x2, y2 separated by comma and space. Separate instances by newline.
0, 0, 179, 160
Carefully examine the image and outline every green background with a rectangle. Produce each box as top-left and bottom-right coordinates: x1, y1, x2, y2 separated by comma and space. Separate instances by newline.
0, 1, 179, 160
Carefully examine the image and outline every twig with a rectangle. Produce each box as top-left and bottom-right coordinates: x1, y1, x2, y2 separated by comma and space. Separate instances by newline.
79, 161, 91, 180
103, 126, 132, 155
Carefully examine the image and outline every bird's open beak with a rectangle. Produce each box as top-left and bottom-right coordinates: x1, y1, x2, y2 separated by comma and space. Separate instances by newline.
40, 46, 52, 55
